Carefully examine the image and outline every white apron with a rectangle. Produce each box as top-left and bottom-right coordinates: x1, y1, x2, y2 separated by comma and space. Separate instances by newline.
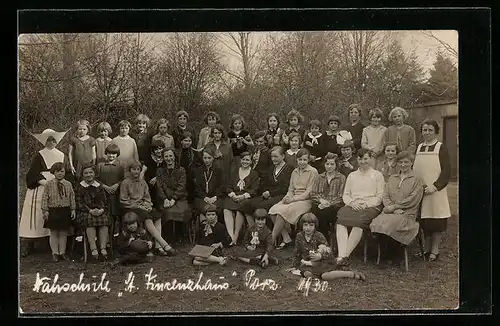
413, 142, 451, 219
19, 148, 64, 238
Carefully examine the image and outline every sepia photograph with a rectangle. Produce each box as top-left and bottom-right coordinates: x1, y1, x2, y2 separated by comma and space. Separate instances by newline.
18, 29, 459, 313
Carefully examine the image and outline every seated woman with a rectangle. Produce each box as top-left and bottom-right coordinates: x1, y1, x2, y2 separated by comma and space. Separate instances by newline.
204, 124, 234, 182
335, 148, 385, 265
120, 161, 177, 256
156, 148, 192, 243
193, 148, 225, 222
243, 146, 294, 228
370, 151, 424, 262
336, 140, 358, 178
223, 151, 260, 246
268, 148, 319, 249
140, 139, 165, 218
310, 153, 346, 240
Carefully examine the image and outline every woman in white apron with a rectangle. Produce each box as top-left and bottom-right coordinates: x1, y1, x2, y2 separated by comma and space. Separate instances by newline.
20, 129, 70, 257
412, 119, 452, 262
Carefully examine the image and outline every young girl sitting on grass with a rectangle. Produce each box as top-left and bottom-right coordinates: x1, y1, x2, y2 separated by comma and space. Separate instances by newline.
294, 213, 366, 281
191, 204, 230, 266
41, 162, 76, 261
233, 208, 279, 268
112, 211, 154, 267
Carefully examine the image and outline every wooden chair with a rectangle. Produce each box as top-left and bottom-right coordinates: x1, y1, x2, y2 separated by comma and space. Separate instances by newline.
375, 191, 426, 271
71, 226, 115, 263
163, 205, 194, 245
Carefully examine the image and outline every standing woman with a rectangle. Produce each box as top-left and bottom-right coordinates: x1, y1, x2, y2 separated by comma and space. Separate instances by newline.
197, 111, 221, 150
268, 148, 318, 249
361, 108, 387, 166
264, 112, 283, 148
140, 140, 166, 215
177, 131, 203, 203
156, 148, 192, 243
335, 148, 385, 265
412, 119, 451, 262
243, 146, 294, 227
383, 107, 416, 153
345, 104, 366, 151
204, 124, 234, 178
223, 151, 260, 245
20, 129, 70, 257
324, 115, 342, 156
227, 114, 254, 166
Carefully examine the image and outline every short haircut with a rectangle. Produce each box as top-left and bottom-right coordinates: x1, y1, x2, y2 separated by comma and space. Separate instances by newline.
49, 162, 65, 174
296, 148, 310, 159
270, 146, 285, 156
299, 212, 319, 229
309, 119, 321, 128
286, 109, 304, 124
323, 152, 338, 163
383, 141, 401, 154
327, 115, 341, 125
123, 211, 138, 224
203, 111, 221, 124
135, 114, 151, 126
176, 110, 189, 120
340, 140, 354, 149
180, 131, 193, 140
240, 151, 253, 163
203, 147, 216, 158
369, 108, 384, 120
288, 131, 302, 143
156, 118, 170, 131
97, 121, 112, 134
254, 208, 268, 220
204, 203, 218, 214
357, 148, 373, 158
118, 120, 131, 129
230, 114, 245, 130
162, 147, 178, 163
347, 104, 362, 118
105, 143, 121, 155
420, 118, 440, 134
396, 150, 415, 162
81, 162, 96, 173
150, 139, 166, 150
128, 160, 142, 171
211, 123, 226, 139
388, 107, 409, 122
267, 112, 280, 127
76, 119, 90, 129
254, 130, 267, 140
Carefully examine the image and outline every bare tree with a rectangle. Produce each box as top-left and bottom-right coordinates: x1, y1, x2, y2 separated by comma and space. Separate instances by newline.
421, 31, 458, 60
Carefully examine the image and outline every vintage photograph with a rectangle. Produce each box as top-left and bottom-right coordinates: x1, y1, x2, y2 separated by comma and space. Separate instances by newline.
18, 30, 459, 313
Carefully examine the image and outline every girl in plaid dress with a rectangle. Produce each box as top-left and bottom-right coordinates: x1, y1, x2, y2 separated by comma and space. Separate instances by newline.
76, 163, 112, 261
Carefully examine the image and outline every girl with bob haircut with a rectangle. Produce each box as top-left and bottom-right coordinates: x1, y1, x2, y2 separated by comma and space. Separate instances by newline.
412, 119, 451, 262
132, 113, 152, 165
383, 107, 416, 153
281, 109, 306, 148
303, 119, 327, 173
95, 121, 113, 164
325, 115, 342, 156
345, 104, 366, 151
228, 114, 254, 165
362, 108, 387, 166
265, 112, 283, 148
376, 141, 401, 182
204, 123, 234, 176
112, 120, 139, 167
269, 148, 318, 249
69, 119, 97, 179
197, 111, 221, 149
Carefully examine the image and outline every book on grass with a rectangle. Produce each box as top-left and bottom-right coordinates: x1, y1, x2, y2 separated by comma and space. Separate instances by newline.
188, 245, 215, 258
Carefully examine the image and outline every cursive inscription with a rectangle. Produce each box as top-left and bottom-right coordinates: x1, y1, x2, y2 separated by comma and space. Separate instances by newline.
244, 269, 279, 291
32, 273, 111, 293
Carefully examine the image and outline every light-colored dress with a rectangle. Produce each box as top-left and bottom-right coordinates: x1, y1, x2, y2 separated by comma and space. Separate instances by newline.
362, 125, 387, 166
370, 171, 424, 245
197, 126, 212, 149
20, 148, 65, 238
413, 141, 451, 220
268, 165, 318, 225
112, 135, 139, 167
95, 137, 113, 164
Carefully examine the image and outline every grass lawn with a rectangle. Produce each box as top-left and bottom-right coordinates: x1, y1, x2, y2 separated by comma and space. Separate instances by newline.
19, 184, 459, 313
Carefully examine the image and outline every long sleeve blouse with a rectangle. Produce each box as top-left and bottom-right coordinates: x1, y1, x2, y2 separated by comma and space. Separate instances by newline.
260, 163, 294, 197
286, 165, 318, 201
293, 231, 329, 268
119, 177, 152, 209
346, 121, 366, 150
112, 135, 139, 164
76, 180, 108, 212
41, 179, 76, 212
194, 165, 225, 199
383, 124, 417, 153
362, 125, 387, 154
311, 171, 346, 206
198, 221, 231, 248
204, 140, 234, 175
243, 225, 274, 255
383, 171, 424, 218
342, 168, 385, 208
156, 165, 187, 201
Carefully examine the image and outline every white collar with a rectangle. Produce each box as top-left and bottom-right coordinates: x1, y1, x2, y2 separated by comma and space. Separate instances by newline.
80, 180, 100, 187
97, 137, 112, 141
116, 135, 130, 140
287, 149, 299, 155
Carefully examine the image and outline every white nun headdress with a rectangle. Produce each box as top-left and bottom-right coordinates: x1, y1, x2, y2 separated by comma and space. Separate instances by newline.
31, 128, 69, 146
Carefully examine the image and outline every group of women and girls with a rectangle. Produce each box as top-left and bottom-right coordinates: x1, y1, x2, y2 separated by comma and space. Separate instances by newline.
20, 103, 451, 281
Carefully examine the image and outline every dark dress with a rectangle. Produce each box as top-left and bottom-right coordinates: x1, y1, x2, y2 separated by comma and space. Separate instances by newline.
228, 129, 251, 162
234, 224, 276, 259
156, 165, 192, 222
172, 125, 198, 149
197, 221, 231, 256
96, 161, 125, 217
324, 131, 340, 156
193, 165, 225, 217
336, 155, 358, 178
131, 130, 153, 165
346, 121, 366, 151
116, 227, 152, 264
143, 154, 163, 211
76, 181, 111, 230
223, 167, 260, 212
281, 126, 306, 149
303, 132, 328, 174
294, 231, 337, 276
252, 147, 272, 183
178, 147, 203, 202
243, 162, 294, 214
204, 141, 234, 183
